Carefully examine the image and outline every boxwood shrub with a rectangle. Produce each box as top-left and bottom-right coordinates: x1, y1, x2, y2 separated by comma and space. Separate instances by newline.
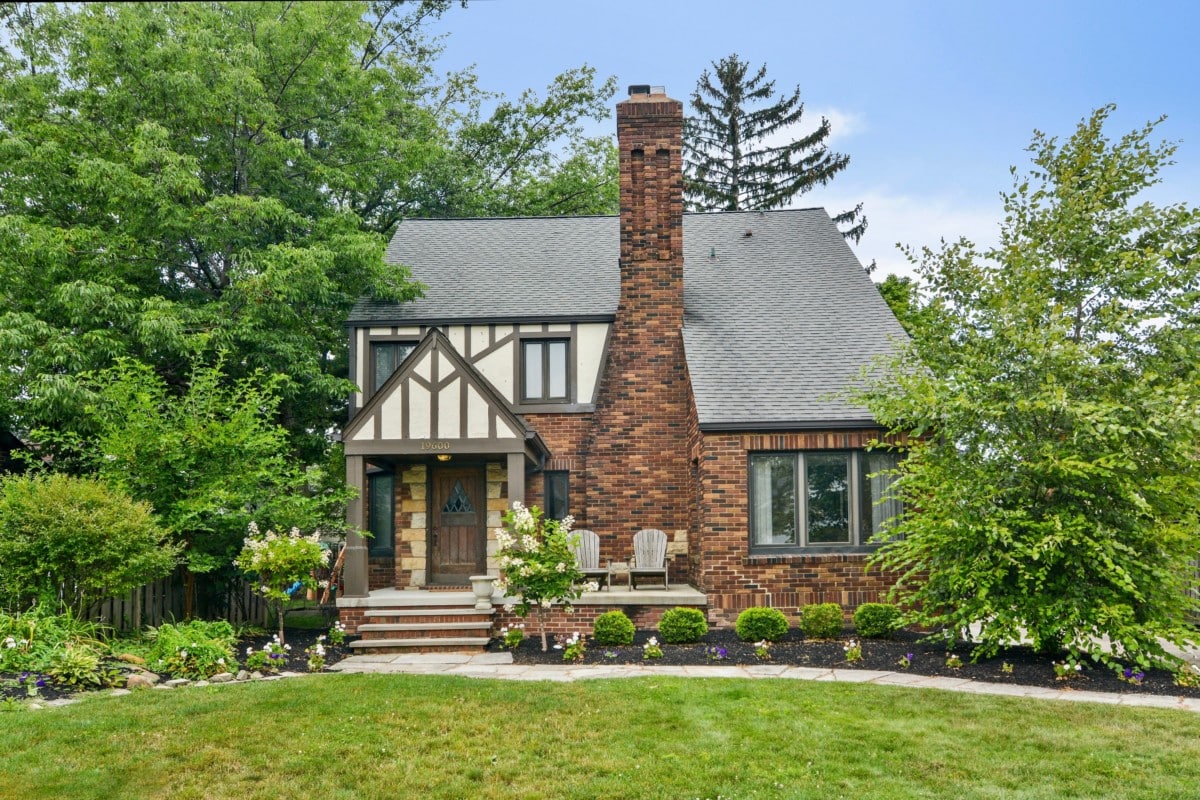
800, 603, 844, 639
657, 607, 708, 644
853, 603, 902, 638
592, 610, 635, 646
734, 607, 789, 642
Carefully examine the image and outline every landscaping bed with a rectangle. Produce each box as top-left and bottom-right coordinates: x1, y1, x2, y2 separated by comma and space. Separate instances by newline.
496, 626, 1200, 699
1, 623, 352, 705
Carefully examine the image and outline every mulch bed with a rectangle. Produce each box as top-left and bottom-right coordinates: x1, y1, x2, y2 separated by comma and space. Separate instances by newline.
496, 628, 1200, 699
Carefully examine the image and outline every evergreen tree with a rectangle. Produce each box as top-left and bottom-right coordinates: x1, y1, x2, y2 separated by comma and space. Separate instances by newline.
684, 53, 866, 242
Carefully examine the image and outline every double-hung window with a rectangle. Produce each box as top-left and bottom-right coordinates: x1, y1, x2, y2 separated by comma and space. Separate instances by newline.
521, 339, 569, 403
371, 341, 416, 393
750, 451, 901, 552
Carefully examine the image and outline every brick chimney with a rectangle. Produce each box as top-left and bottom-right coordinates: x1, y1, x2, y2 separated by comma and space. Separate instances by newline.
616, 84, 685, 325
584, 85, 693, 579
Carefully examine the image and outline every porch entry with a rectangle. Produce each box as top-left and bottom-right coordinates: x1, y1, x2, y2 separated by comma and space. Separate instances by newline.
430, 465, 486, 584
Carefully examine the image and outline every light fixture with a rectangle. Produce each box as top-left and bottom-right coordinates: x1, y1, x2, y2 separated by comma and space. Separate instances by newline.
436, 454, 452, 462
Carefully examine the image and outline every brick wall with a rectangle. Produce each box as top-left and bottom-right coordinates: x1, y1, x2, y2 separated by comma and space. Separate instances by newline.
523, 412, 593, 525
493, 603, 707, 638
583, 87, 694, 585
695, 429, 909, 624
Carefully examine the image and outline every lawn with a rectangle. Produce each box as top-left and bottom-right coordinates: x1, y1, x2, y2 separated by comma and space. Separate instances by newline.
1, 675, 1198, 800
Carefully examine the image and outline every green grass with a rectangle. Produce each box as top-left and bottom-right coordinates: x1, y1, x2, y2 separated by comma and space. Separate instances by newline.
1, 675, 1198, 799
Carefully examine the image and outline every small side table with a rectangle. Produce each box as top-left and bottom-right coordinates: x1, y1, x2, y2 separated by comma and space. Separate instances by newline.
608, 561, 630, 590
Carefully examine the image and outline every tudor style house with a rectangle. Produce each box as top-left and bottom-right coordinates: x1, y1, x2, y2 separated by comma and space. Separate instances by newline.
336, 85, 907, 638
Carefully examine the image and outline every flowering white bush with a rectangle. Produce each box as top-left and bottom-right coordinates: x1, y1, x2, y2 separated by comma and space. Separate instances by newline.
234, 522, 330, 645
495, 502, 592, 652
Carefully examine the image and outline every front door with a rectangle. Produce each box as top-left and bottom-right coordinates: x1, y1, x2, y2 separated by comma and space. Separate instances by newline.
430, 466, 486, 584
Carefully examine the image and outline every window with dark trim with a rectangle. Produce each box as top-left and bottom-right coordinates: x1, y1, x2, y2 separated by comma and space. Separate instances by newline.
749, 451, 901, 552
521, 339, 569, 402
371, 341, 416, 392
367, 471, 396, 556
544, 471, 569, 521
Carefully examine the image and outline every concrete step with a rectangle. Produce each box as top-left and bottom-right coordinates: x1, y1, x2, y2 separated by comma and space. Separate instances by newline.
359, 622, 492, 639
349, 636, 490, 654
364, 607, 485, 618
359, 621, 490, 632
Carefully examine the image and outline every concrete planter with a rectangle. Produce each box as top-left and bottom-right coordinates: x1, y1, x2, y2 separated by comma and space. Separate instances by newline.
469, 575, 497, 610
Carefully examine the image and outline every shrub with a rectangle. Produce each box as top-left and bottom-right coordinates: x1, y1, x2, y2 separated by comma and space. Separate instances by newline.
0, 473, 179, 614
734, 607, 789, 642
592, 610, 635, 646
800, 603, 844, 639
47, 645, 104, 689
0, 608, 102, 674
853, 603, 902, 638
147, 620, 236, 680
235, 523, 330, 646
658, 607, 708, 644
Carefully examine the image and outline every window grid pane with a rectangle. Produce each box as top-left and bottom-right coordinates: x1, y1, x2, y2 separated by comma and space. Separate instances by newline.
523, 341, 543, 400
372, 342, 415, 392
860, 452, 902, 541
547, 341, 568, 399
805, 453, 851, 544
367, 472, 395, 554
751, 455, 796, 545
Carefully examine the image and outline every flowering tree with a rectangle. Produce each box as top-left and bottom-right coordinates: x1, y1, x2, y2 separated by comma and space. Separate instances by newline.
495, 502, 593, 652
234, 523, 330, 646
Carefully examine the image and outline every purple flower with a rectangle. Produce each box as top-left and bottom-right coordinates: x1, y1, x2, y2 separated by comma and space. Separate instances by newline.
35, 678, 45, 688
1123, 668, 1132, 679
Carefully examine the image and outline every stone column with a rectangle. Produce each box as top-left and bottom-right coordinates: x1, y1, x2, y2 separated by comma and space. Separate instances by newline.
342, 455, 368, 598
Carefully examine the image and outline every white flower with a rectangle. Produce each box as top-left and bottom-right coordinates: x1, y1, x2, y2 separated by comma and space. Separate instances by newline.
503, 603, 515, 613
555, 561, 566, 573
217, 658, 225, 665
284, 644, 292, 651
180, 650, 188, 659
3, 637, 14, 648
246, 646, 254, 655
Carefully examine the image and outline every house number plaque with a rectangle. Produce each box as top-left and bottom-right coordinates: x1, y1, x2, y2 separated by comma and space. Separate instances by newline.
420, 440, 451, 451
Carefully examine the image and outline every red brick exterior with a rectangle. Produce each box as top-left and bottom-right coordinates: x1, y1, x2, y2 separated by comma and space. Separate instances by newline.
581, 89, 693, 584
522, 412, 593, 525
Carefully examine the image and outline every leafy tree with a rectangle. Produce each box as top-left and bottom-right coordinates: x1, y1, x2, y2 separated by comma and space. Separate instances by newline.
236, 523, 331, 645
32, 359, 352, 618
0, 2, 617, 461
683, 53, 866, 241
875, 273, 939, 338
0, 473, 179, 615
858, 106, 1200, 672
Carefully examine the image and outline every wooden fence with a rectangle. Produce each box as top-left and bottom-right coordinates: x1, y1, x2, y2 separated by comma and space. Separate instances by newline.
88, 569, 269, 632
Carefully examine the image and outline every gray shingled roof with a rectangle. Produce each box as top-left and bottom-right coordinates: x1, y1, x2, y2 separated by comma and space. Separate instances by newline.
351, 216, 620, 324
355, 209, 906, 427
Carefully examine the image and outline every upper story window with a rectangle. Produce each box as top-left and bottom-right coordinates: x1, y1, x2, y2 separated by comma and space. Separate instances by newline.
521, 339, 569, 403
750, 450, 901, 553
371, 341, 416, 393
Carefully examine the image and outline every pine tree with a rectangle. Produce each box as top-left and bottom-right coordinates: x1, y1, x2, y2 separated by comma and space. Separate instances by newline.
684, 53, 866, 242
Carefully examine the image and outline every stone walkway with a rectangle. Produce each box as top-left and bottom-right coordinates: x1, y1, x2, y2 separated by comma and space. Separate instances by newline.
329, 652, 1200, 713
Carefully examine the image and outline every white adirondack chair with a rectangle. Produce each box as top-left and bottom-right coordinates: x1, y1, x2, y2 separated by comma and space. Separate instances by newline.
629, 528, 669, 590
570, 529, 611, 590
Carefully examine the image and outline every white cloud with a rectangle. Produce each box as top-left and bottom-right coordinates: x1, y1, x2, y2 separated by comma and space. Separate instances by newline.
799, 187, 1003, 280
756, 106, 865, 152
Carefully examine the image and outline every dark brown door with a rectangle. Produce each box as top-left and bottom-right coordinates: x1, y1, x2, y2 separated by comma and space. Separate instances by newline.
430, 466, 486, 584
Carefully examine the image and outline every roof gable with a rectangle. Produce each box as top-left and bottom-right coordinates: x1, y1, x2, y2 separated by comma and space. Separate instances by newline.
344, 329, 546, 457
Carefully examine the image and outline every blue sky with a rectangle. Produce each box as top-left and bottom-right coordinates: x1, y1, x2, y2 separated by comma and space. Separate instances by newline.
429, 0, 1200, 277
